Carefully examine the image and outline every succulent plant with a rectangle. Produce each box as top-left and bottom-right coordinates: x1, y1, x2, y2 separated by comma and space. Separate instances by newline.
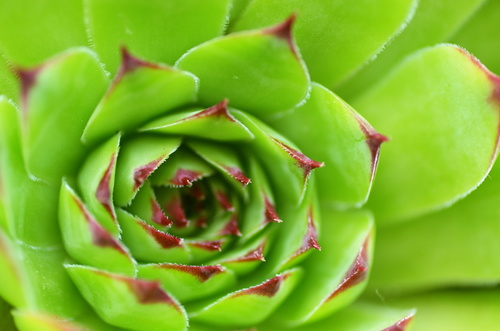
1, 0, 500, 330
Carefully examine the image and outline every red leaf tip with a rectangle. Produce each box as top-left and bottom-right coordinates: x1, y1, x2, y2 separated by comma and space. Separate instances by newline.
126, 278, 179, 309
381, 314, 415, 331
163, 264, 225, 282
273, 138, 324, 179
224, 166, 252, 186
188, 99, 235, 122
133, 156, 165, 190
190, 240, 223, 252
119, 46, 162, 75
96, 153, 117, 220
264, 197, 282, 223
236, 273, 290, 298
170, 169, 203, 187
16, 66, 41, 111
220, 214, 242, 237
264, 14, 298, 56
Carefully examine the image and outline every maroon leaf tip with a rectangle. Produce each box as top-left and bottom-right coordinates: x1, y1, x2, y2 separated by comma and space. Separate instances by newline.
170, 169, 203, 187
119, 46, 163, 76
150, 198, 172, 226
133, 156, 165, 190
165, 196, 190, 228
164, 264, 225, 282
236, 274, 289, 298
190, 240, 223, 252
126, 278, 179, 309
264, 196, 282, 223
73, 196, 125, 254
231, 244, 266, 263
187, 99, 235, 122
381, 314, 415, 331
273, 138, 324, 179
264, 14, 298, 57
16, 66, 41, 111
294, 209, 321, 258
354, 114, 388, 174
216, 191, 235, 212
224, 166, 252, 186
328, 238, 370, 300
139, 222, 183, 249
220, 214, 242, 237
96, 153, 117, 220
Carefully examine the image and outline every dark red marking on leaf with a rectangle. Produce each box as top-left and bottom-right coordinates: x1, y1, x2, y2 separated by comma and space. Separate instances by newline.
118, 46, 164, 77
235, 273, 290, 298
220, 214, 242, 237
223, 166, 251, 186
216, 191, 235, 212
133, 156, 165, 190
190, 240, 223, 251
72, 196, 125, 254
150, 198, 171, 226
185, 99, 235, 122
165, 196, 189, 228
195, 215, 208, 228
381, 314, 415, 331
125, 278, 179, 310
163, 264, 225, 282
273, 138, 324, 180
264, 196, 282, 223
139, 222, 183, 249
16, 66, 41, 112
263, 14, 299, 58
294, 209, 321, 258
96, 153, 117, 220
328, 238, 370, 300
228, 243, 266, 263
188, 182, 206, 200
354, 113, 389, 176
170, 169, 203, 187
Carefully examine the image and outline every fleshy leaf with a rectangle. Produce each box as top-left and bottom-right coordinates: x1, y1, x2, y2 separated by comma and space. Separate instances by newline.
77, 134, 120, 235
82, 49, 198, 145
126, 181, 172, 229
0, 56, 18, 103
0, 0, 87, 66
114, 135, 181, 206
265, 83, 386, 209
273, 210, 373, 326
338, 0, 486, 99
139, 100, 254, 141
232, 0, 417, 88
19, 48, 108, 183
12, 310, 87, 331
190, 268, 301, 327
354, 44, 500, 223
86, 0, 232, 74
176, 17, 310, 115
59, 181, 135, 276
0, 232, 26, 307
369, 159, 500, 294
138, 264, 236, 302
117, 209, 191, 264
66, 265, 188, 331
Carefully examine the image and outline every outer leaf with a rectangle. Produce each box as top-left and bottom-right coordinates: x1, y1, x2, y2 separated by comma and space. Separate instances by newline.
354, 44, 500, 223
0, 0, 87, 66
0, 232, 26, 307
20, 48, 108, 183
369, 159, 500, 294
384, 289, 500, 331
265, 83, 386, 209
273, 210, 373, 326
176, 18, 310, 115
190, 269, 301, 328
66, 265, 188, 331
13, 310, 87, 331
449, 0, 500, 75
82, 50, 198, 145
231, 0, 417, 88
86, 0, 232, 74
0, 299, 15, 331
0, 55, 18, 103
338, 0, 486, 99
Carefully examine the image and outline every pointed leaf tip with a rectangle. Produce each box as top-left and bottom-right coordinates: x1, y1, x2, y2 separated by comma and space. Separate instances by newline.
220, 214, 242, 237
170, 169, 203, 187
224, 166, 252, 186
191, 240, 223, 252
188, 99, 234, 121
133, 156, 166, 190
161, 265, 225, 283
16, 66, 40, 110
118, 46, 163, 76
273, 138, 324, 180
139, 222, 183, 249
263, 14, 298, 56
235, 273, 289, 298
381, 313, 415, 331
96, 153, 117, 220
264, 197, 282, 223
150, 198, 171, 227
354, 113, 389, 173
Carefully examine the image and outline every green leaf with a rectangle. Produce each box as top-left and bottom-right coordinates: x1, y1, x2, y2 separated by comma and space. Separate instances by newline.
82, 50, 198, 145
13, 310, 87, 331
0, 231, 26, 307
369, 159, 500, 294
383, 289, 500, 331
231, 0, 417, 89
86, 0, 232, 74
449, 0, 500, 75
273, 210, 373, 326
338, 0, 486, 100
0, 299, 15, 331
78, 134, 121, 236
113, 135, 181, 206
354, 44, 500, 224
0, 0, 87, 66
138, 264, 236, 302
59, 181, 136, 276
176, 19, 310, 115
140, 101, 254, 141
190, 268, 301, 328
20, 48, 108, 183
0, 55, 18, 103
265, 83, 385, 209
66, 265, 188, 331
126, 181, 171, 229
